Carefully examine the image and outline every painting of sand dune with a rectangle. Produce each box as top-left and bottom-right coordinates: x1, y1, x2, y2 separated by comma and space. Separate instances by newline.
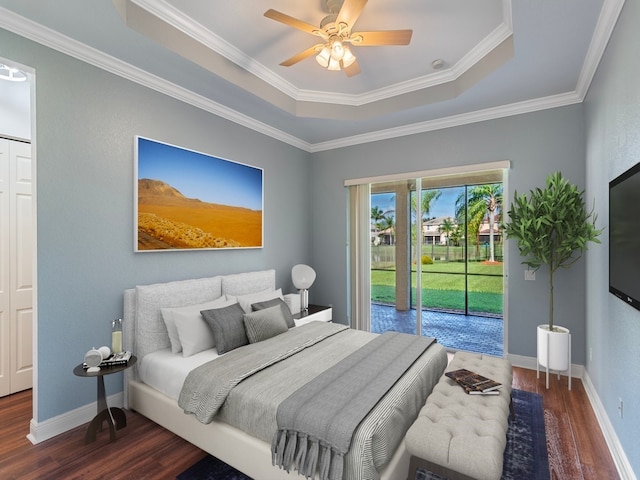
135, 137, 263, 251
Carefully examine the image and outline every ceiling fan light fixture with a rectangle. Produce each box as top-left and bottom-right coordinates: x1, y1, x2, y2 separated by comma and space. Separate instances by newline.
330, 38, 345, 61
316, 46, 331, 67
341, 46, 356, 68
264, 1, 413, 78
327, 57, 341, 71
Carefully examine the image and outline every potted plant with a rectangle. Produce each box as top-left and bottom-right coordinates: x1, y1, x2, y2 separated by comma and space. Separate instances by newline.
502, 172, 602, 377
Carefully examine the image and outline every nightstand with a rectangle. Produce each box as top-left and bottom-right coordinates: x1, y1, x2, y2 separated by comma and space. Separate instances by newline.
293, 304, 332, 326
73, 356, 137, 443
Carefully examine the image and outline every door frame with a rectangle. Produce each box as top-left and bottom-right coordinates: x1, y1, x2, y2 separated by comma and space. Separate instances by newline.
0, 56, 38, 436
347, 161, 510, 355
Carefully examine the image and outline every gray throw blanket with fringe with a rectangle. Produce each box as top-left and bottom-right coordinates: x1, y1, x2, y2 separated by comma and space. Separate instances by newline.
179, 322, 349, 424
272, 331, 436, 480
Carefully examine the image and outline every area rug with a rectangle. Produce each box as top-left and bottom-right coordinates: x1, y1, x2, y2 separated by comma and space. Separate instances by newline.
177, 389, 549, 480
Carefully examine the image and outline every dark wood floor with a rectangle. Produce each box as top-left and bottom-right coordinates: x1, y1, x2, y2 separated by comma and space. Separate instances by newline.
0, 367, 619, 480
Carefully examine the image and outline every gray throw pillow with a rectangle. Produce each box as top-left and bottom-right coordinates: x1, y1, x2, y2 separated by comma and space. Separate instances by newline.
201, 303, 248, 354
243, 306, 289, 343
251, 297, 295, 328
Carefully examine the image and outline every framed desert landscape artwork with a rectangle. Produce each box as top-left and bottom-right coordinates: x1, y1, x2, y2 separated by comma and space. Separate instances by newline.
134, 136, 263, 251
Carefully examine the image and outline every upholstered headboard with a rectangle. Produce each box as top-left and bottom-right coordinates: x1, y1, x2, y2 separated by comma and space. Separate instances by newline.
123, 269, 276, 407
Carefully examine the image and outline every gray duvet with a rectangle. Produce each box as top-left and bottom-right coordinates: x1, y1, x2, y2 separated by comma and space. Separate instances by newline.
179, 322, 447, 480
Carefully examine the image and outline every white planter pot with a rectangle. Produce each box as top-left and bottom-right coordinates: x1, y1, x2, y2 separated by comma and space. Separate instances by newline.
537, 324, 570, 371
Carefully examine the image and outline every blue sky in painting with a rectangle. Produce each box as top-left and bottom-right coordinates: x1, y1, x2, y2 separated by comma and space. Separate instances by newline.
136, 137, 263, 211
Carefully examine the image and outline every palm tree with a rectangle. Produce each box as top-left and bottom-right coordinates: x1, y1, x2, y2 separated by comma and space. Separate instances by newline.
378, 215, 395, 245
449, 225, 463, 247
409, 189, 441, 251
456, 184, 503, 262
411, 189, 442, 221
371, 206, 386, 227
438, 217, 456, 260
371, 206, 387, 243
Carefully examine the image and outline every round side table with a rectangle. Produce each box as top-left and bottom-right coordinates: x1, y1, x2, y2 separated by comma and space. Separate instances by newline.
73, 355, 137, 444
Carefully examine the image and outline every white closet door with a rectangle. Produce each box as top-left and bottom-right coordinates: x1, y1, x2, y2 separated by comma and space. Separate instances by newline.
0, 138, 33, 396
0, 138, 10, 396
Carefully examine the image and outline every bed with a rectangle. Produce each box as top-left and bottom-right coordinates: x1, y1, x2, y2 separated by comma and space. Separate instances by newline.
123, 269, 447, 480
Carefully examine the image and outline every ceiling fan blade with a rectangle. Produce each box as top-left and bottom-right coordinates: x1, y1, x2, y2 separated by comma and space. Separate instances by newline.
351, 30, 413, 46
342, 59, 361, 77
280, 44, 323, 67
336, 0, 368, 27
264, 9, 322, 36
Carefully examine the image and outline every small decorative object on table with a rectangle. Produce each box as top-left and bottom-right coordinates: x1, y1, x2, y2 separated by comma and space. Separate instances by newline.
83, 350, 132, 369
111, 318, 123, 353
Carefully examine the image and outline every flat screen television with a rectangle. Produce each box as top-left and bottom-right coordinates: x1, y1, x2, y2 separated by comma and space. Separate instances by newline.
609, 161, 640, 311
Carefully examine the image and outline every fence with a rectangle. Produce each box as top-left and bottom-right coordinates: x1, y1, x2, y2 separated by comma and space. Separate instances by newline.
371, 244, 504, 269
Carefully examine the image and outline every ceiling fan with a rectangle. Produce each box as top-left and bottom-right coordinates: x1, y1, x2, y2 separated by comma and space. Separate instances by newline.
264, 0, 412, 77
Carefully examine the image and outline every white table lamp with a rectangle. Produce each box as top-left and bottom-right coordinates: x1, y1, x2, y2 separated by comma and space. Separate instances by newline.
292, 264, 316, 311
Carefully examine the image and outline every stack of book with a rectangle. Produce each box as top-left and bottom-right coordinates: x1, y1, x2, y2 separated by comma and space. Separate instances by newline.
445, 368, 502, 395
83, 351, 132, 369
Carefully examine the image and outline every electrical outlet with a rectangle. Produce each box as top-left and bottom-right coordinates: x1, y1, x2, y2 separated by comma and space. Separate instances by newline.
618, 397, 624, 418
589, 347, 592, 362
524, 269, 536, 281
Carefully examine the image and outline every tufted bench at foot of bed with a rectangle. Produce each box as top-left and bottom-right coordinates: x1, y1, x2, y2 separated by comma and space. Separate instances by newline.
405, 351, 513, 480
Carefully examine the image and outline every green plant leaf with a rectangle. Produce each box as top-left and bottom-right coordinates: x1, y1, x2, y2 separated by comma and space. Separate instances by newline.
503, 171, 601, 329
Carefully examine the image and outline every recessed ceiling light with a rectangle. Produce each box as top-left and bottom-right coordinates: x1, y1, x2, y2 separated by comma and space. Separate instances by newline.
431, 59, 445, 70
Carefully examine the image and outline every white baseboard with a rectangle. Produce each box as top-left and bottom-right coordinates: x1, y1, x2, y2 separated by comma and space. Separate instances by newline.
581, 371, 637, 480
507, 354, 636, 480
507, 353, 584, 378
27, 392, 123, 445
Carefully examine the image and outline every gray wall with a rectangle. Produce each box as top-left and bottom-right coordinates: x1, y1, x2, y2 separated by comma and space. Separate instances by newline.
310, 105, 588, 364
4, 12, 637, 475
585, 0, 640, 473
0, 29, 312, 421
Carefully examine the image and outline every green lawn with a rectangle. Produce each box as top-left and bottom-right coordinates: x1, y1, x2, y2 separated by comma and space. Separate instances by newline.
371, 263, 504, 315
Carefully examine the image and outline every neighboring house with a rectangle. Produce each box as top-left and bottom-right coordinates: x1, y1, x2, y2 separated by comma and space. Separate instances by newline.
422, 217, 502, 246
374, 226, 395, 245
477, 217, 503, 245
422, 217, 456, 245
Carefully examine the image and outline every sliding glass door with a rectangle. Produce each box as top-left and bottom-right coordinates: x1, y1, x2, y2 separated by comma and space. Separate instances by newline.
368, 174, 504, 353
370, 180, 416, 334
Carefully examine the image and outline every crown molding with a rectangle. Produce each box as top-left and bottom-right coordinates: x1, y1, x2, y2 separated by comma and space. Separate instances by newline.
308, 91, 582, 152
297, 23, 513, 107
575, 0, 625, 99
0, 7, 310, 152
129, 0, 300, 100
131, 0, 513, 108
0, 0, 618, 154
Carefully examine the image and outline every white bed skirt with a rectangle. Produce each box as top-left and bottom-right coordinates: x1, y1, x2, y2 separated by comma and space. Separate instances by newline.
128, 380, 412, 480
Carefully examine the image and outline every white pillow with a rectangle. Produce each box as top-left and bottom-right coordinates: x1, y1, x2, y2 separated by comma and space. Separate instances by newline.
161, 297, 231, 355
227, 288, 283, 313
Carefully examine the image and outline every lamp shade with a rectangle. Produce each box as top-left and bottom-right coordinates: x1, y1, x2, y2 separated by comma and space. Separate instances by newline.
292, 264, 316, 290
315, 46, 331, 68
